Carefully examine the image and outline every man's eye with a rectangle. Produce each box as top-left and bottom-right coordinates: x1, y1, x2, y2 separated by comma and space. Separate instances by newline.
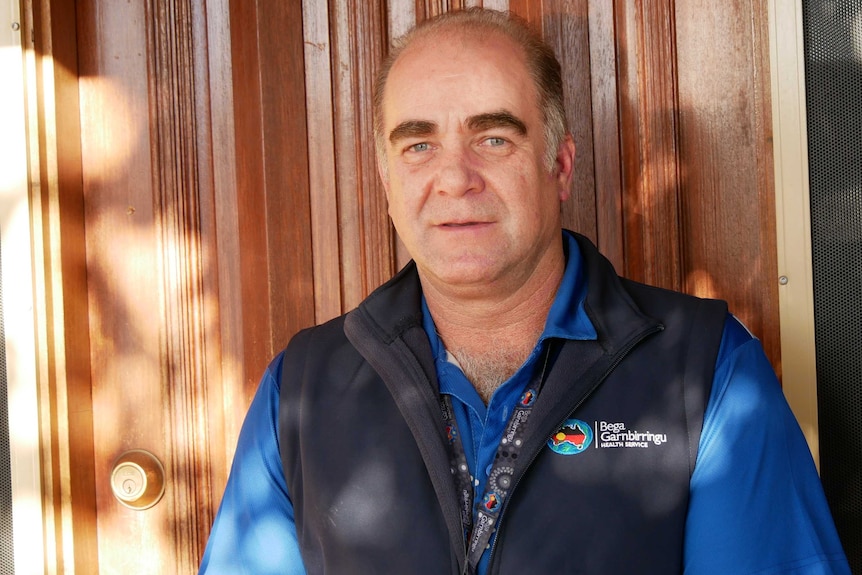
485, 137, 507, 147
408, 142, 430, 153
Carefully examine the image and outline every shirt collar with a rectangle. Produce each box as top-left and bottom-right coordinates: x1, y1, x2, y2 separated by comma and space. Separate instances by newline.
542, 229, 598, 341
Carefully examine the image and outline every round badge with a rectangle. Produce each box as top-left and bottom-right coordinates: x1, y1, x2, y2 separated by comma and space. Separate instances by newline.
548, 419, 593, 455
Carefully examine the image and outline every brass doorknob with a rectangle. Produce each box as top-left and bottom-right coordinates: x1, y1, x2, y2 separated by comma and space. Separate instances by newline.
110, 449, 166, 510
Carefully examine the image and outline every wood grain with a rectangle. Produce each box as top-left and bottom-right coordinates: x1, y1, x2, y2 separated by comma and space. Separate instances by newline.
146, 0, 214, 569
588, 1, 625, 271
674, 0, 779, 367
255, 1, 316, 358
25, 0, 98, 571
544, 1, 599, 244
303, 0, 342, 323
615, 0, 683, 291
330, 0, 394, 315
225, 0, 272, 397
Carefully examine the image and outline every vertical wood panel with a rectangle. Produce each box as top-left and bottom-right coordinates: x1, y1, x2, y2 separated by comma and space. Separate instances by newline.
482, 0, 508, 9
228, 0, 315, 397
330, 0, 393, 314
546, 1, 599, 243
388, 0, 417, 39
305, 0, 397, 315
588, 2, 625, 270
256, 1, 316, 354
352, 1, 397, 302
146, 0, 214, 569
675, 0, 779, 365
225, 0, 271, 396
420, 0, 469, 19
203, 0, 234, 488
303, 0, 342, 323
615, 0, 682, 290
24, 0, 98, 571
331, 0, 365, 311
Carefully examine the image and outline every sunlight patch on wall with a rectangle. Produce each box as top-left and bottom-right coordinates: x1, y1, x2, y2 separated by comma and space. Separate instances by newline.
77, 74, 141, 178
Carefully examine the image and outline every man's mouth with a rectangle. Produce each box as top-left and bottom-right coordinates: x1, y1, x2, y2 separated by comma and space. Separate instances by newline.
440, 220, 491, 227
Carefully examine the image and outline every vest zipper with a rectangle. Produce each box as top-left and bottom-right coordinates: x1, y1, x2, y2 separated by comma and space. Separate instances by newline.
485, 322, 664, 573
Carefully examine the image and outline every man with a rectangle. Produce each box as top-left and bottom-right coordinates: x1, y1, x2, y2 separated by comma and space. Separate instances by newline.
200, 8, 849, 574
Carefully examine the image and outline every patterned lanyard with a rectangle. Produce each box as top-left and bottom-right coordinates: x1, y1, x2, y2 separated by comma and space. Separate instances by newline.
440, 343, 552, 574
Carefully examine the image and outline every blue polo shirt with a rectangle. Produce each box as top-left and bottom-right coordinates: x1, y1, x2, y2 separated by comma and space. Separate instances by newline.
199, 232, 849, 574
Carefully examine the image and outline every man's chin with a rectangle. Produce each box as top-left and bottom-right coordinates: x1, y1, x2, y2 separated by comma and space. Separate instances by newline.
418, 259, 508, 291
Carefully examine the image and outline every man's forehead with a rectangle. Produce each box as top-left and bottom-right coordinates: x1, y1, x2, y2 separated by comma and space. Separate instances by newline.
392, 27, 520, 73
382, 32, 534, 124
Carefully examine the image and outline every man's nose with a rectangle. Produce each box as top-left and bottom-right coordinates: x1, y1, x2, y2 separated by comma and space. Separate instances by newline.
435, 147, 483, 197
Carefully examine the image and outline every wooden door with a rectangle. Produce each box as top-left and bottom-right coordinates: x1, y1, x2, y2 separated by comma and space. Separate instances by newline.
23, 0, 777, 573
25, 0, 248, 572
28, 0, 212, 572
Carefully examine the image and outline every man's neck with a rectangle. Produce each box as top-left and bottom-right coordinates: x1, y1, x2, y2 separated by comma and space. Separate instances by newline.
422, 252, 565, 403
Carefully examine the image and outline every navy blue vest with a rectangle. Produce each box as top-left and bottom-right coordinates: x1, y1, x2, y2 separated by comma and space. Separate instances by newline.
279, 234, 727, 574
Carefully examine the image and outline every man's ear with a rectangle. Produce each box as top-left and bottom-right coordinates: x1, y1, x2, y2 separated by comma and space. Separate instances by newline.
555, 134, 576, 202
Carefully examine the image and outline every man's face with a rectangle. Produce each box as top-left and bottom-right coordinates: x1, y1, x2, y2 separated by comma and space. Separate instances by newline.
379, 30, 574, 295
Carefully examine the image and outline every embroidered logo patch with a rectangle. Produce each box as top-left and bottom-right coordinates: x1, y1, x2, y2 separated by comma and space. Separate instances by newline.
548, 419, 593, 455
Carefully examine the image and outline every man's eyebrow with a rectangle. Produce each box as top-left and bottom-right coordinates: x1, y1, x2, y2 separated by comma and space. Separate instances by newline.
466, 111, 527, 135
388, 120, 438, 144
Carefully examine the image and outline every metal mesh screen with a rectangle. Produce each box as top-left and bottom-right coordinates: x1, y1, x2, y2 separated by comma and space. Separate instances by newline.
802, 1, 862, 571
0, 230, 15, 573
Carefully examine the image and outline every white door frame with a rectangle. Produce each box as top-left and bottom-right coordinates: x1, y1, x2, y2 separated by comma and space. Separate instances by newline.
1, 0, 45, 572
768, 0, 821, 469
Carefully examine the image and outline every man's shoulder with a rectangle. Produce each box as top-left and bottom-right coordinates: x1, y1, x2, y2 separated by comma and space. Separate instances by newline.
276, 263, 424, 386
274, 314, 370, 408
619, 276, 719, 304
283, 313, 351, 359
618, 277, 728, 321
610, 278, 729, 365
